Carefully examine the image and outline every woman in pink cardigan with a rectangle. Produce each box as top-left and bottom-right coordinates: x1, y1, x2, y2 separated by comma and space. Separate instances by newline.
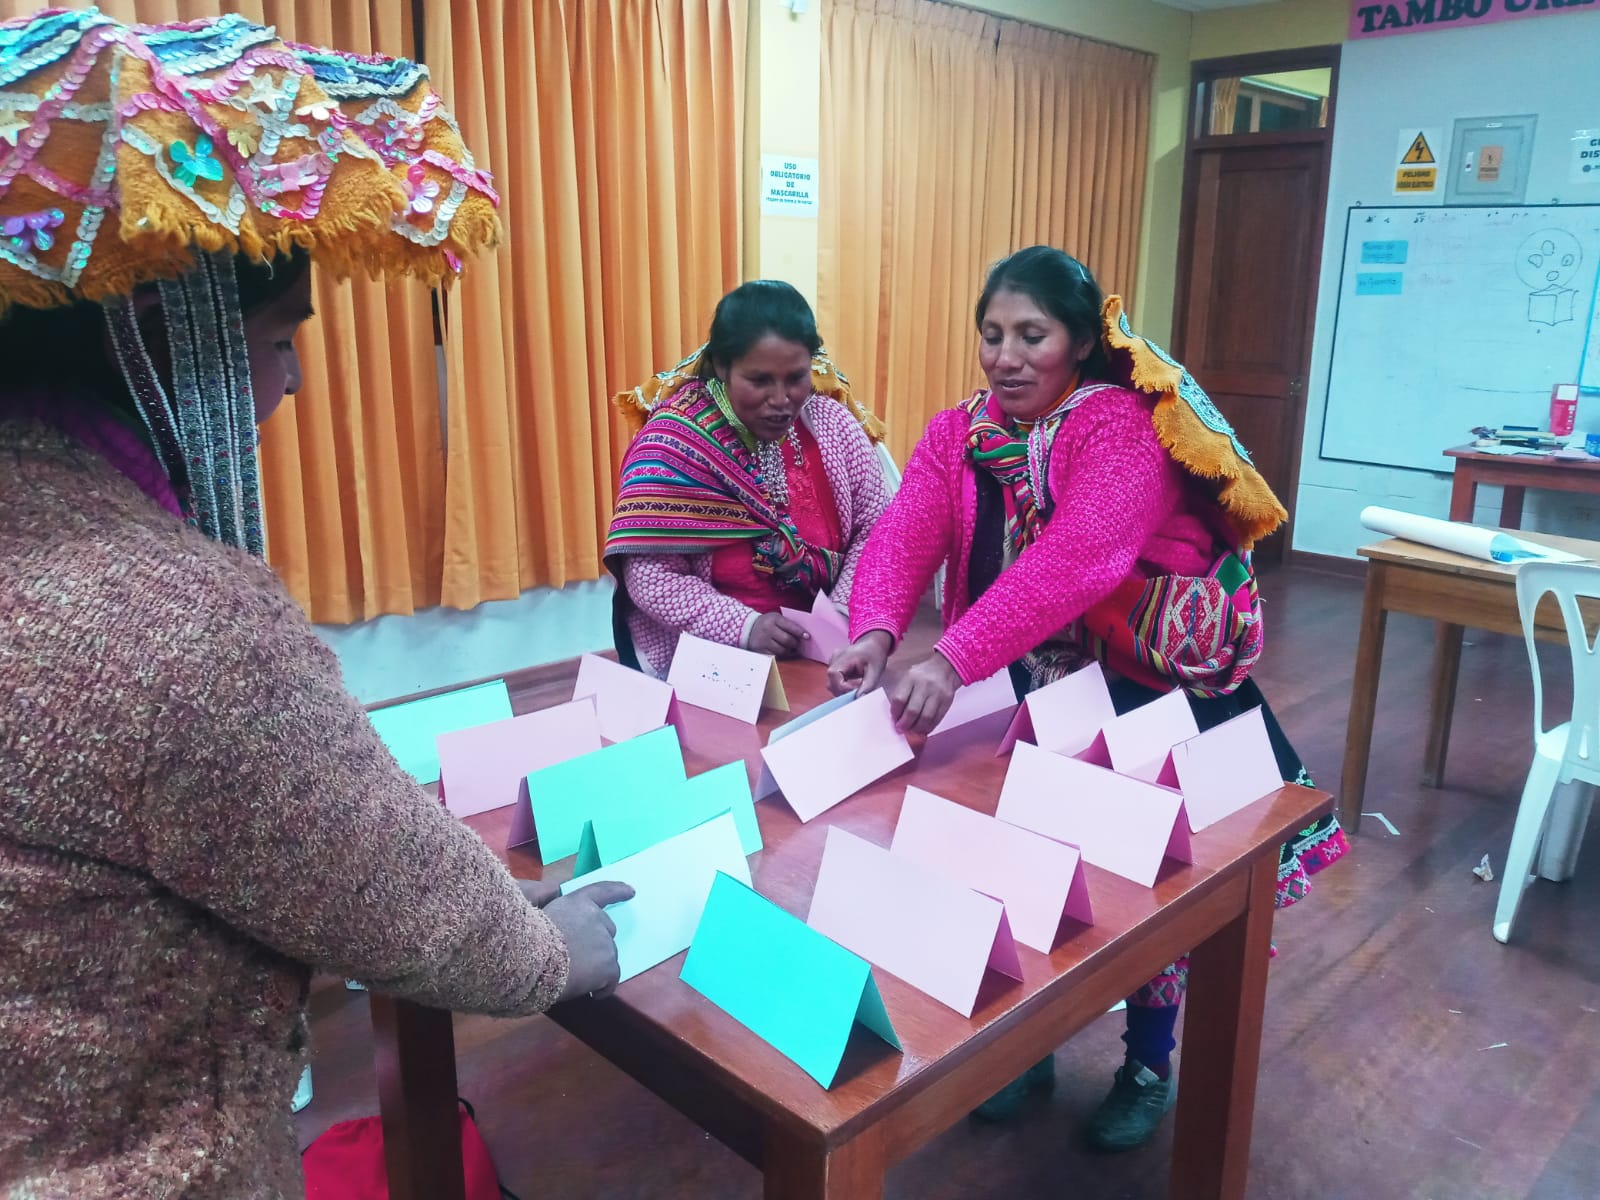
830, 246, 1346, 1150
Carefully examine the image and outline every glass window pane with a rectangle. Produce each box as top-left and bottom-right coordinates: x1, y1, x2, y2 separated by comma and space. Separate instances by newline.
1203, 68, 1330, 136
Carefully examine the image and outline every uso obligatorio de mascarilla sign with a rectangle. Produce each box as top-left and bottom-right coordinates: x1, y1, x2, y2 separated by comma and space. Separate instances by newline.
1352, 0, 1597, 39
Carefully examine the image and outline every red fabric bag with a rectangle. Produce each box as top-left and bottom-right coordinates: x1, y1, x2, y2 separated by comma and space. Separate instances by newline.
302, 1099, 513, 1200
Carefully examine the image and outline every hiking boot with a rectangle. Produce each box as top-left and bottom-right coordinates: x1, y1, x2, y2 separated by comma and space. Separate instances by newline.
971, 1055, 1055, 1122
1084, 1058, 1175, 1151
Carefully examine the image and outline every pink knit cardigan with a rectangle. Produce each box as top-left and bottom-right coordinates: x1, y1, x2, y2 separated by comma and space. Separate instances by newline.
847, 387, 1225, 685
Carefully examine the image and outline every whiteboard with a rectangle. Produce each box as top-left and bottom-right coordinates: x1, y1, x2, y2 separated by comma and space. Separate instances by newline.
1319, 205, 1600, 471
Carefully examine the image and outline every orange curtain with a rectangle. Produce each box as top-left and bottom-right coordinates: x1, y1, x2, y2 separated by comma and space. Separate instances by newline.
1, 0, 446, 624
427, 0, 746, 609
819, 0, 1153, 465
1209, 76, 1241, 136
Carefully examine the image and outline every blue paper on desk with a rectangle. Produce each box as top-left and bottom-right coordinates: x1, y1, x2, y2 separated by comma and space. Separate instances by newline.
680, 872, 900, 1088
574, 760, 762, 875
520, 725, 685, 861
562, 812, 751, 982
368, 680, 513, 785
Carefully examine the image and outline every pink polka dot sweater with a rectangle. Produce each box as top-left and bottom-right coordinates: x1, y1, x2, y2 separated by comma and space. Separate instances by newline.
847, 387, 1226, 685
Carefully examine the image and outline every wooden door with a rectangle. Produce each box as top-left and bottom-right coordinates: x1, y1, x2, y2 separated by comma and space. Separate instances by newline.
1180, 141, 1325, 565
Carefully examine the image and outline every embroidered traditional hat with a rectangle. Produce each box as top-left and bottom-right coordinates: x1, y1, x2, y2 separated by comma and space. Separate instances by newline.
0, 7, 499, 558
0, 6, 498, 313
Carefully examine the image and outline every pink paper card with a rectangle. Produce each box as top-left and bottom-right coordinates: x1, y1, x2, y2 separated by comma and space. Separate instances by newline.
995, 742, 1192, 888
808, 826, 1022, 1017
997, 662, 1116, 760
753, 691, 857, 801
1100, 687, 1199, 783
1163, 707, 1285, 833
922, 670, 1019, 765
666, 633, 789, 724
759, 689, 913, 822
889, 786, 1093, 952
780, 591, 851, 666
438, 698, 602, 820
571, 653, 683, 744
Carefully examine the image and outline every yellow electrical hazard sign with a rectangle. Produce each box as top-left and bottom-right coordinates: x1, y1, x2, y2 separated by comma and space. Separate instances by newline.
1401, 132, 1435, 165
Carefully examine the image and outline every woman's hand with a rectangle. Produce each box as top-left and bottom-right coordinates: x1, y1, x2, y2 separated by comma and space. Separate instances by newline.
544, 881, 636, 1002
827, 630, 892, 695
748, 612, 809, 658
888, 652, 962, 735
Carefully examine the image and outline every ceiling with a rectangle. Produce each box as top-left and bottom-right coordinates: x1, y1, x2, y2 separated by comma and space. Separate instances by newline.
1147, 0, 1286, 10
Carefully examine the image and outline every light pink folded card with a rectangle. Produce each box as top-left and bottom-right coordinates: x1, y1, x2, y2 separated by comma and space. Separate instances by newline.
780, 591, 851, 666
571, 653, 683, 744
1100, 686, 1199, 783
666, 633, 789, 724
759, 689, 913, 822
808, 826, 1022, 1017
995, 741, 1192, 888
1159, 706, 1285, 833
438, 698, 603, 820
922, 670, 1019, 765
889, 786, 1092, 953
997, 662, 1117, 761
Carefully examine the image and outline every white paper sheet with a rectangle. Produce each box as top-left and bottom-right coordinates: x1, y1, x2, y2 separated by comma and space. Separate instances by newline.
1359, 506, 1590, 564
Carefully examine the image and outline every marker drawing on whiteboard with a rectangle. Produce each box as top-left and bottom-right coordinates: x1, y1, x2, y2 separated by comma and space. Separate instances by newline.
1516, 230, 1582, 327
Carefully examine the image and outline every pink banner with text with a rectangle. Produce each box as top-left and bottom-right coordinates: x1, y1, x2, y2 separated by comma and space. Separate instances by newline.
1351, 0, 1600, 41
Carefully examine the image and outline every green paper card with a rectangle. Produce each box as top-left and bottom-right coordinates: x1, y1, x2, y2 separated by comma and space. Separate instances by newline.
518, 725, 685, 861
369, 680, 513, 785
574, 761, 763, 875
680, 872, 899, 1088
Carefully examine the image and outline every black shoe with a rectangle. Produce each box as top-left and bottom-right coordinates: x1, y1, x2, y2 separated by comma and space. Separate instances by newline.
1084, 1058, 1175, 1152
971, 1056, 1055, 1122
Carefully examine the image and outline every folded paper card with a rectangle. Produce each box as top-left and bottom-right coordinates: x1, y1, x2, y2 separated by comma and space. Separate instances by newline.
753, 691, 857, 801
562, 812, 751, 982
681, 872, 900, 1088
667, 633, 789, 724
1161, 706, 1285, 833
572, 653, 683, 744
515, 724, 686, 859
998, 662, 1116, 759
889, 786, 1093, 953
574, 760, 762, 875
808, 826, 1022, 1017
996, 741, 1191, 888
922, 670, 1019, 765
370, 680, 513, 785
437, 699, 602, 819
1100, 686, 1199, 783
759, 689, 914, 822
780, 590, 851, 666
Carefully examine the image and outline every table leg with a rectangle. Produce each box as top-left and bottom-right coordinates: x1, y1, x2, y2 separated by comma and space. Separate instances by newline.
1499, 485, 1527, 529
1168, 851, 1277, 1200
1339, 564, 1389, 832
763, 1126, 885, 1200
1422, 624, 1464, 788
370, 997, 465, 1200
1447, 467, 1476, 522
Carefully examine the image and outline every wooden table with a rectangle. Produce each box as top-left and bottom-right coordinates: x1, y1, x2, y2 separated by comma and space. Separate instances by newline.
372, 661, 1331, 1200
1445, 444, 1600, 528
1338, 531, 1600, 833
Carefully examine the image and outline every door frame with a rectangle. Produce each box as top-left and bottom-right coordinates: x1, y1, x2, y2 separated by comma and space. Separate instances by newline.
1172, 45, 1341, 561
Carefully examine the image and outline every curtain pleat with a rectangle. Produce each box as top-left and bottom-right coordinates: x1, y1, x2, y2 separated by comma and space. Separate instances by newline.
820, 0, 1154, 465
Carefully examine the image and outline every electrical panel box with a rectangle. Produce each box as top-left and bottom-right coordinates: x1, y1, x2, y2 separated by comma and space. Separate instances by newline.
1445, 114, 1536, 205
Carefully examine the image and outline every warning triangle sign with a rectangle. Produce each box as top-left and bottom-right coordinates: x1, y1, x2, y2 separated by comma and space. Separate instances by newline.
1402, 133, 1435, 164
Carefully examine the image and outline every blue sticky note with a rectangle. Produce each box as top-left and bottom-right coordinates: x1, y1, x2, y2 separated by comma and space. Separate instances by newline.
523, 725, 685, 862
680, 873, 899, 1088
369, 680, 513, 785
1355, 272, 1403, 296
575, 760, 763, 875
1360, 240, 1408, 265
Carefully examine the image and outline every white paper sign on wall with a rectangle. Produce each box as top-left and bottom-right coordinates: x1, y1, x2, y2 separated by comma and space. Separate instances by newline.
760, 155, 819, 217
1572, 129, 1600, 185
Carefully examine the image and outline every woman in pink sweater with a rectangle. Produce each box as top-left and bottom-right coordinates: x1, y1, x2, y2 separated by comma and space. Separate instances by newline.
830, 246, 1347, 1149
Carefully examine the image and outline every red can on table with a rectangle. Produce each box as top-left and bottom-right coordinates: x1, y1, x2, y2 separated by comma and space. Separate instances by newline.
1550, 383, 1578, 437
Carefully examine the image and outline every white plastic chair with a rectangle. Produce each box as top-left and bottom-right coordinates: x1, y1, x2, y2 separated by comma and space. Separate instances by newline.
1493, 562, 1600, 943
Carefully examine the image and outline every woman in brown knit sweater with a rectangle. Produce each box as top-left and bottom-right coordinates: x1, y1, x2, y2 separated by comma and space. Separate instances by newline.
0, 11, 627, 1198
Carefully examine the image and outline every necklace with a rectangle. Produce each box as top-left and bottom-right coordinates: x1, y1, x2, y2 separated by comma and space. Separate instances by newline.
756, 427, 803, 505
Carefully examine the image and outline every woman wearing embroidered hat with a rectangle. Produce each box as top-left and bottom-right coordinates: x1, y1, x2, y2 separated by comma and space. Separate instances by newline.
606, 279, 891, 675
829, 246, 1348, 1148
0, 10, 628, 1197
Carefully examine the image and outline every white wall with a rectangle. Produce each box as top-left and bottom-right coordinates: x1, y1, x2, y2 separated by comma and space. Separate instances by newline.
1294, 12, 1600, 557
